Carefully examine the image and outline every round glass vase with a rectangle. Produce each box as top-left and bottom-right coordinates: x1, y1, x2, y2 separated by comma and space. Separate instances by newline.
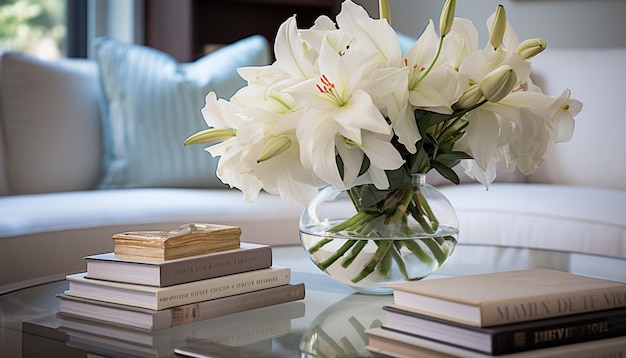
299, 174, 458, 295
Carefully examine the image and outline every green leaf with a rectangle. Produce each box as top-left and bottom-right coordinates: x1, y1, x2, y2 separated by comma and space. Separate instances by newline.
359, 155, 370, 176
431, 160, 460, 185
410, 148, 430, 174
386, 167, 412, 188
335, 154, 345, 180
414, 109, 455, 129
434, 151, 472, 168
356, 185, 392, 213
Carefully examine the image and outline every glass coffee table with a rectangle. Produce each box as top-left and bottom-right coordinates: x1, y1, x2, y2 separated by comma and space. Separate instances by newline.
2, 245, 625, 358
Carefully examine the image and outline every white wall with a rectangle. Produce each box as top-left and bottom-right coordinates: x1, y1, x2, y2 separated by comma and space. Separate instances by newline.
354, 0, 626, 49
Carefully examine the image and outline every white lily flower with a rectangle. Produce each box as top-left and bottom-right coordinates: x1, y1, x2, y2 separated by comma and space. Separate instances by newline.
196, 93, 263, 201
185, 0, 581, 210
548, 89, 582, 143
274, 16, 318, 81
336, 0, 403, 67
442, 18, 479, 70
285, 35, 403, 189
461, 157, 498, 189
404, 20, 465, 114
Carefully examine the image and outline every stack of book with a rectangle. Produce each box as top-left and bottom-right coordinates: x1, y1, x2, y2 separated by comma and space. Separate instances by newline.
366, 269, 626, 357
57, 223, 305, 331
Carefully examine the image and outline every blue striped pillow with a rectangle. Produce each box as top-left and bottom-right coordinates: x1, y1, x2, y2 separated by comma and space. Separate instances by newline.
96, 35, 270, 189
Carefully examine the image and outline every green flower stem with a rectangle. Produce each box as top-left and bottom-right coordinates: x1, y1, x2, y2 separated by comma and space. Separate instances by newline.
351, 240, 393, 283
378, 241, 394, 277
419, 191, 439, 231
328, 211, 371, 233
391, 241, 410, 279
402, 239, 435, 264
412, 191, 438, 234
423, 236, 454, 265
308, 237, 333, 254
318, 239, 357, 270
341, 240, 367, 267
388, 189, 414, 224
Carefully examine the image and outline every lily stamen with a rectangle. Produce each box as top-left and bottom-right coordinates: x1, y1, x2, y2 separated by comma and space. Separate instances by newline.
317, 74, 335, 93
316, 74, 345, 105
513, 82, 527, 93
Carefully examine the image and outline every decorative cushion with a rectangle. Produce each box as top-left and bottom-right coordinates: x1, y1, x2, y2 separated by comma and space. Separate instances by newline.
0, 52, 103, 195
96, 35, 271, 189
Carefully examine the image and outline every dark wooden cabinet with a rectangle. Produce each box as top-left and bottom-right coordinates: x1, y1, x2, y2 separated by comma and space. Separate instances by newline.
144, 0, 342, 62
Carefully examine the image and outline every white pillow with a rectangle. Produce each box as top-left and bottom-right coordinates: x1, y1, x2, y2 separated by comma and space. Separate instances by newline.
0, 53, 103, 194
96, 35, 271, 189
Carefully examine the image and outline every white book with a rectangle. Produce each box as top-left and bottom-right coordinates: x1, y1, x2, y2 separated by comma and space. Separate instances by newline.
65, 266, 290, 310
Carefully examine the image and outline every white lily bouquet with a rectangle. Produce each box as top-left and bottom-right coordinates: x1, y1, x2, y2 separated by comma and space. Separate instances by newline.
185, 0, 582, 285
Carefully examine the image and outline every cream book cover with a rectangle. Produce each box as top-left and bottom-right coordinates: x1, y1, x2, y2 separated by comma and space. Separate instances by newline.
391, 269, 626, 327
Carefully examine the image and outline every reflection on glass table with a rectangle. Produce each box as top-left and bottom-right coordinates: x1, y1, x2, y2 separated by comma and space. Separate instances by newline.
2, 244, 625, 358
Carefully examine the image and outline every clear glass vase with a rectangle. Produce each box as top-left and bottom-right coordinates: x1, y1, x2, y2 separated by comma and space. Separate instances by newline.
299, 174, 458, 295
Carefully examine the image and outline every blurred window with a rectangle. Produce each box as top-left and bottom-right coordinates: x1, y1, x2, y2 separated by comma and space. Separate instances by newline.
0, 0, 87, 59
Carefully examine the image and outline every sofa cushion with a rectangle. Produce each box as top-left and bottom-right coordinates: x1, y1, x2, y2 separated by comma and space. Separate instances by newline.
439, 183, 626, 259
0, 53, 103, 194
528, 48, 626, 191
96, 35, 271, 189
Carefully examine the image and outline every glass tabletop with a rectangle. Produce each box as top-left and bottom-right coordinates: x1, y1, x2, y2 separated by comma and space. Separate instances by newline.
2, 245, 625, 358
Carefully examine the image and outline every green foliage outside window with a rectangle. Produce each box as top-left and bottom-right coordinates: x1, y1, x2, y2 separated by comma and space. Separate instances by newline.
0, 0, 66, 59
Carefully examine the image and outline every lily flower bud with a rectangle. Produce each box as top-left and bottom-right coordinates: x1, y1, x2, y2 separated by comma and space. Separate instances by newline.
439, 0, 456, 37
456, 84, 483, 109
480, 65, 517, 103
516, 38, 547, 60
489, 5, 506, 49
379, 0, 392, 25
184, 128, 236, 146
257, 135, 292, 163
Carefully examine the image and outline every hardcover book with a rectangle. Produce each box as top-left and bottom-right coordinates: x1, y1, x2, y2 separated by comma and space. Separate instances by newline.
65, 266, 291, 310
391, 269, 626, 327
59, 300, 305, 356
365, 327, 626, 358
57, 283, 305, 330
383, 305, 626, 355
112, 223, 241, 260
86, 242, 272, 287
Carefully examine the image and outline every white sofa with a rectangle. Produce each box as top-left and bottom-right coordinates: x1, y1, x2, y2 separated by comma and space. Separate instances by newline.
0, 36, 304, 293
1, 38, 625, 293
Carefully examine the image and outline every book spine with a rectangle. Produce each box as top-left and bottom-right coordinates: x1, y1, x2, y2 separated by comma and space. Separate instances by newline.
491, 312, 626, 355
157, 283, 305, 329
158, 246, 272, 286
482, 286, 626, 326
155, 267, 291, 310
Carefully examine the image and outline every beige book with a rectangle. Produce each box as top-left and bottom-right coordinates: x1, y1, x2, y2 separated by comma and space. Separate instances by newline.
391, 269, 626, 327
65, 266, 291, 310
112, 223, 241, 260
